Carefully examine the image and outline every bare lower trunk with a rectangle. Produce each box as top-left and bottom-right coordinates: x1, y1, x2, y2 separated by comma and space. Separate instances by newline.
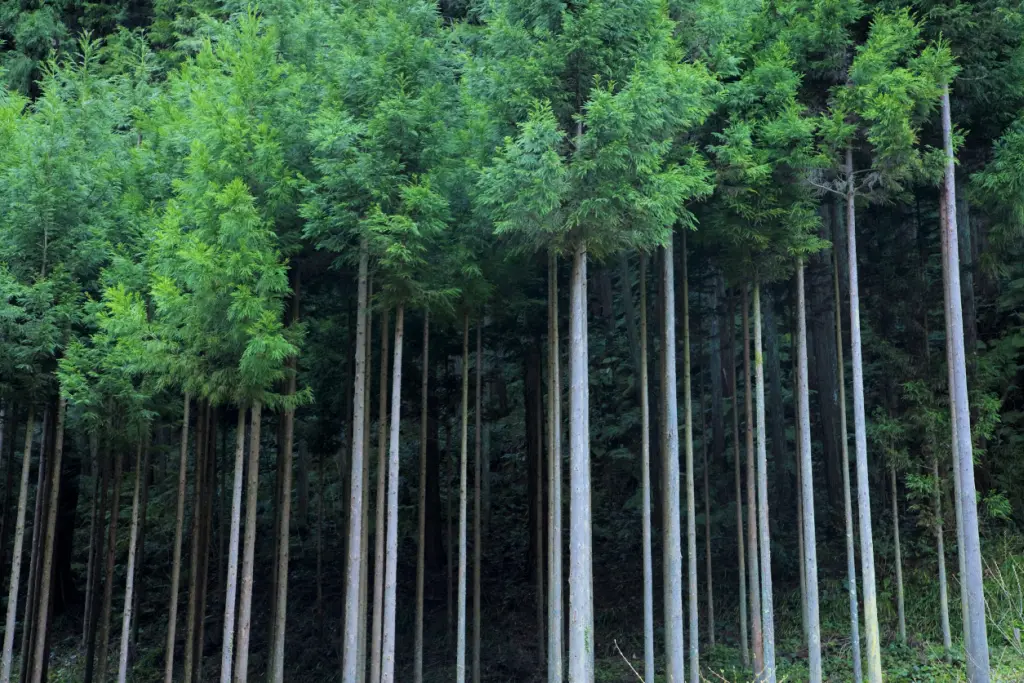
796, 444, 808, 645
742, 287, 763, 675
118, 441, 147, 683
370, 311, 390, 683
219, 408, 248, 683
167, 394, 191, 683
85, 437, 110, 683
834, 243, 863, 682
21, 407, 49, 683
548, 254, 564, 681
847, 147, 883, 683
457, 315, 469, 683
682, 235, 699, 683
474, 323, 485, 683
891, 467, 906, 645
185, 406, 208, 683
233, 400, 262, 682
568, 242, 594, 682
796, 261, 822, 681
638, 255, 655, 683
753, 282, 776, 681
661, 237, 685, 683
380, 305, 405, 683
414, 312, 430, 683
934, 456, 952, 659
0, 407, 35, 683
342, 241, 370, 683
445, 417, 453, 648
82, 432, 101, 649
357, 287, 373, 683
132, 432, 152, 656
729, 294, 749, 668
942, 88, 989, 680
30, 400, 65, 683
702, 379, 714, 650
97, 418, 125, 683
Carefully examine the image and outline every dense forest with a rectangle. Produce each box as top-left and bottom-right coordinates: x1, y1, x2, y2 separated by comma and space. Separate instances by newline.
1, 0, 1024, 681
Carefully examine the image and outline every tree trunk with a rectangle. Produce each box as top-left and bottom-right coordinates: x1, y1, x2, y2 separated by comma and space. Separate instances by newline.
753, 282, 777, 682
729, 295, 749, 668
940, 181, 971, 665
568, 242, 594, 683
97, 416, 124, 683
414, 312, 430, 683
82, 431, 101, 649
131, 432, 152, 656
534, 339, 545, 672
117, 441, 147, 683
21, 407, 49, 683
796, 261, 822, 681
661, 237, 685, 683
445, 416, 454, 648
638, 254, 654, 683
934, 455, 952, 660
682, 235, 699, 683
0, 406, 12, 602
355, 281, 373, 683
763, 294, 789, 510
942, 87, 990, 681
29, 400, 64, 683
370, 311, 390, 683
457, 314, 469, 683
834, 247, 863, 682
270, 275, 300, 683
185, 405, 208, 683
166, 394, 191, 683
357, 309, 372, 683
195, 414, 214, 683
846, 145, 884, 683
219, 407, 248, 683
380, 305, 405, 683
474, 323, 485, 683
742, 288, 763, 676
796, 441, 808, 646
702, 351, 714, 650
85, 435, 110, 683
710, 271, 725, 464
890, 467, 906, 646
233, 399, 262, 683
0, 407, 34, 683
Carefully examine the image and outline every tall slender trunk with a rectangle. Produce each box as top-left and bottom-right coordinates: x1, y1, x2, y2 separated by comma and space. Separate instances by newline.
370, 311, 390, 683
342, 241, 370, 683
233, 399, 262, 682
742, 288, 763, 675
934, 455, 952, 659
474, 323, 485, 683
796, 441, 808, 645
445, 416, 453, 649
661, 237, 685, 683
185, 405, 208, 683
834, 249, 862, 682
97, 418, 124, 683
568, 242, 594, 683
167, 394, 191, 683
270, 276, 300, 683
890, 467, 906, 645
0, 406, 11, 600
0, 407, 35, 683
702, 362, 714, 650
846, 147, 884, 683
118, 441, 147, 683
457, 314, 470, 683
21, 407, 49, 683
753, 282, 776, 682
195, 415, 214, 683
414, 312, 430, 683
682, 235, 699, 683
357, 293, 373, 683
380, 305, 405, 683
219, 407, 248, 683
940, 183, 971, 669
632, 254, 653, 681
548, 253, 565, 683
796, 261, 822, 680
85, 436, 110, 683
29, 400, 64, 683
729, 295, 749, 668
942, 87, 989, 680
132, 432, 152, 656
82, 432, 101, 649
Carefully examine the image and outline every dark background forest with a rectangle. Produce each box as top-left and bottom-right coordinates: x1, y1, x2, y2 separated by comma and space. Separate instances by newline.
1, 0, 1024, 681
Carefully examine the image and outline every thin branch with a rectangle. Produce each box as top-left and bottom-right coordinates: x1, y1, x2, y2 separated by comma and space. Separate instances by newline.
613, 639, 645, 683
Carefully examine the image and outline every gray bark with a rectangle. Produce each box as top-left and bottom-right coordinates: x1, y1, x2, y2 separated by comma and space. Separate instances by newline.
742, 287, 763, 676
683, 235, 699, 683
380, 305, 405, 683
638, 255, 655, 683
414, 312, 429, 683
941, 88, 990, 680
846, 146, 884, 683
167, 396, 190, 683
219, 408, 247, 683
0, 407, 34, 683
796, 261, 822, 681
568, 243, 594, 683
233, 400, 262, 682
474, 323, 484, 683
457, 315, 469, 683
891, 467, 906, 645
371, 311, 390, 683
548, 253, 565, 683
753, 282, 776, 682
662, 238, 685, 683
729, 294, 749, 668
118, 441, 147, 683
934, 455, 952, 659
